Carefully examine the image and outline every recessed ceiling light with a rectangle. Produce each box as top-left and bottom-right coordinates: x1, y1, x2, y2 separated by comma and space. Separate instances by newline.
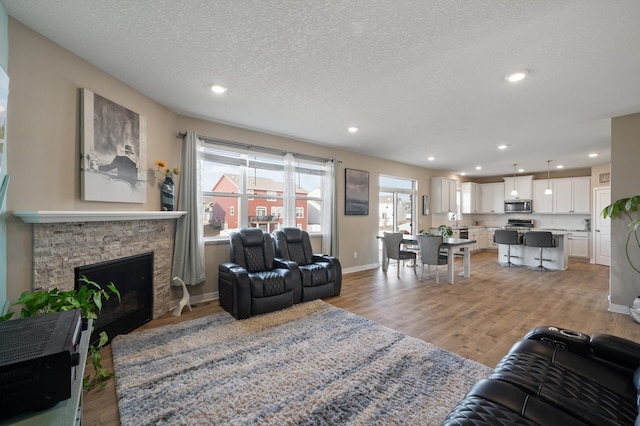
475, 166, 482, 170
211, 84, 227, 94
347, 126, 359, 133
428, 156, 435, 161
589, 153, 598, 158
518, 168, 524, 173
506, 71, 527, 82
556, 164, 564, 169
498, 144, 508, 150
460, 172, 467, 176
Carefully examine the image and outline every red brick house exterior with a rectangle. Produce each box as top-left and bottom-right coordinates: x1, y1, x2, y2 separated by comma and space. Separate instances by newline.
208, 174, 309, 233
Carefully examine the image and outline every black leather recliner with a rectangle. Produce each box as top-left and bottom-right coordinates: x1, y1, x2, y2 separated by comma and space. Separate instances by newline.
218, 228, 301, 319
273, 227, 342, 302
443, 326, 640, 425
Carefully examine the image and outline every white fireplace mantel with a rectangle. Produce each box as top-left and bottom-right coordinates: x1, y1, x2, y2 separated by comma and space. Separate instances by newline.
13, 210, 187, 223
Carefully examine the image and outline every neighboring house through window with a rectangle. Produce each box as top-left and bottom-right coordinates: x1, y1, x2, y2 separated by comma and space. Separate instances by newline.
202, 144, 333, 239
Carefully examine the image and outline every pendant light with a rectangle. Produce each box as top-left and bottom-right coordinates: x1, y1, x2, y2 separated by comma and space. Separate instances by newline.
510, 164, 518, 197
545, 160, 553, 195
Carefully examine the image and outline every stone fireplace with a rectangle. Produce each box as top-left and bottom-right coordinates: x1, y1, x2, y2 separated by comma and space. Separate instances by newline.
15, 211, 186, 320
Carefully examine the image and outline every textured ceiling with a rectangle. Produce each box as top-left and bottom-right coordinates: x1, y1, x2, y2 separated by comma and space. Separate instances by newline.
3, 0, 640, 177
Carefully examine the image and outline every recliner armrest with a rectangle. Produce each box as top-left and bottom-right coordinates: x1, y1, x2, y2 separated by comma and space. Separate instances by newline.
218, 263, 252, 319
312, 254, 338, 264
273, 258, 298, 271
219, 262, 241, 273
591, 333, 640, 371
523, 326, 592, 357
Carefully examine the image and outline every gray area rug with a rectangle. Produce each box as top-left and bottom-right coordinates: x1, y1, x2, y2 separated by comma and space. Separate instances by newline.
112, 300, 490, 425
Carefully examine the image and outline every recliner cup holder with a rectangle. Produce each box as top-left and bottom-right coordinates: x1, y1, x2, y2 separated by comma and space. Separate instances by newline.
560, 329, 583, 338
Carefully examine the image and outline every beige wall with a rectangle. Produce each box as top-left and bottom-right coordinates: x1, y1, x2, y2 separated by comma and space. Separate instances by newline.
5, 19, 443, 308
5, 19, 179, 302
610, 113, 640, 307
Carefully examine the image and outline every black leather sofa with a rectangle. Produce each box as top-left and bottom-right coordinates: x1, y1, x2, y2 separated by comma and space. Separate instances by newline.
443, 326, 640, 425
218, 228, 342, 320
273, 228, 342, 302
218, 228, 301, 319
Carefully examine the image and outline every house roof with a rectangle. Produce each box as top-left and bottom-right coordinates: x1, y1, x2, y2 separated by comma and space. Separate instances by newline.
216, 174, 308, 194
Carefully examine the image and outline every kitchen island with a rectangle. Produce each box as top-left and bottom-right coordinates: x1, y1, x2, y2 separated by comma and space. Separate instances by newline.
497, 232, 569, 270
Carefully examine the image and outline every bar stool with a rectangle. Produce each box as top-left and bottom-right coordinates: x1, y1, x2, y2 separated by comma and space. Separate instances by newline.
493, 229, 521, 267
524, 231, 555, 271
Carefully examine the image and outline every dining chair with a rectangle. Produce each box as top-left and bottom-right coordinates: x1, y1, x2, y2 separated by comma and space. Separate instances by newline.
416, 234, 448, 283
383, 232, 417, 278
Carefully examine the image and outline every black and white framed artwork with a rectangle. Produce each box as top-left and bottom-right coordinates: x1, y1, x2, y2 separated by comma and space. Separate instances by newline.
80, 88, 147, 203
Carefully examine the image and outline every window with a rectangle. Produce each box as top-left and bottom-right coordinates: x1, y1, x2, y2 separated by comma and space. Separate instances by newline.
201, 144, 333, 239
378, 175, 417, 235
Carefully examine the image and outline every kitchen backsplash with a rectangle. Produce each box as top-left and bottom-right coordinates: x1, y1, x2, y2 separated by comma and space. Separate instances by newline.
471, 213, 591, 230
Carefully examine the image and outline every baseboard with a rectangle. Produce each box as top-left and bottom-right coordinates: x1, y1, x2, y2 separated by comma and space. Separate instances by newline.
343, 263, 380, 274
608, 303, 630, 315
172, 291, 218, 311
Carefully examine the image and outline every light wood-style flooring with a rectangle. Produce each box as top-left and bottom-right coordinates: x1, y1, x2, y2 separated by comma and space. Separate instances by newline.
83, 251, 637, 425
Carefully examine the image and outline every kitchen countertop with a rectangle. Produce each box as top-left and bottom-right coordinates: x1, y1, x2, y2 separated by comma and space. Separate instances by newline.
439, 226, 590, 233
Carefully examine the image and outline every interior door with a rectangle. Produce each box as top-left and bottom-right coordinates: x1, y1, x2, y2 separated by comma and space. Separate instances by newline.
594, 187, 611, 266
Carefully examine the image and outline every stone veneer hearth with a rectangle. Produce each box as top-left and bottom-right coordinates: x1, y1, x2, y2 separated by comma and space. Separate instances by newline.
31, 219, 176, 319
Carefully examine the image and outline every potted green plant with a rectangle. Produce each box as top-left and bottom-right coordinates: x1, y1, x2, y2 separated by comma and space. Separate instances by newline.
602, 195, 640, 273
437, 224, 453, 238
602, 195, 640, 322
1, 276, 120, 390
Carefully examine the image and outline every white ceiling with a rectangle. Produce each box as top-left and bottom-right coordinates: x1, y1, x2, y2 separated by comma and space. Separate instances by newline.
3, 0, 640, 177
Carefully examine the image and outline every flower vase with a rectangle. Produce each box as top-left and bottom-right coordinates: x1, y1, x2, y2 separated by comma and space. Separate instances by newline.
161, 176, 175, 211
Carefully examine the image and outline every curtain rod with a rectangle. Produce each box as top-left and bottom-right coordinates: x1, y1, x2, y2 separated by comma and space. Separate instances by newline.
177, 132, 337, 164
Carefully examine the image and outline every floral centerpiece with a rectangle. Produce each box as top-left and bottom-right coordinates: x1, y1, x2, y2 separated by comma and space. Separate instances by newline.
154, 160, 180, 178
154, 160, 180, 211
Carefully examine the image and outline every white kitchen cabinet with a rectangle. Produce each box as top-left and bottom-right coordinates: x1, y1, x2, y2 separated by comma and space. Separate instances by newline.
431, 177, 457, 213
552, 177, 591, 214
469, 227, 486, 251
567, 231, 590, 258
503, 176, 533, 200
480, 183, 505, 214
461, 182, 481, 214
532, 179, 553, 213
486, 228, 499, 250
571, 177, 591, 213
478, 228, 487, 249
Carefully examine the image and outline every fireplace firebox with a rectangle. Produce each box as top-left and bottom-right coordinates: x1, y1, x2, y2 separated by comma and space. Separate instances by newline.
74, 252, 153, 344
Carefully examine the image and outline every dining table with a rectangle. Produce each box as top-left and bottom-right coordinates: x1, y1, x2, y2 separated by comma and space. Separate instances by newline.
379, 235, 476, 284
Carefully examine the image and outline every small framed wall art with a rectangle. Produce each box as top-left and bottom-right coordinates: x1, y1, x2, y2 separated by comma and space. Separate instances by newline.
345, 168, 369, 215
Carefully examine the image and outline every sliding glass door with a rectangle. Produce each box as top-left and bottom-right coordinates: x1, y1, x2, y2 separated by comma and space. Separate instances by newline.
378, 176, 416, 236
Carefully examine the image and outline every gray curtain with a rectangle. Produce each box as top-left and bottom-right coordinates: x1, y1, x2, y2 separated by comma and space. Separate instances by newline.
283, 153, 296, 227
322, 159, 338, 256
172, 131, 205, 285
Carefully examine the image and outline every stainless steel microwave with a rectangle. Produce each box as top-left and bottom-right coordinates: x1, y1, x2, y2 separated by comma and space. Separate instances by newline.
504, 199, 532, 213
